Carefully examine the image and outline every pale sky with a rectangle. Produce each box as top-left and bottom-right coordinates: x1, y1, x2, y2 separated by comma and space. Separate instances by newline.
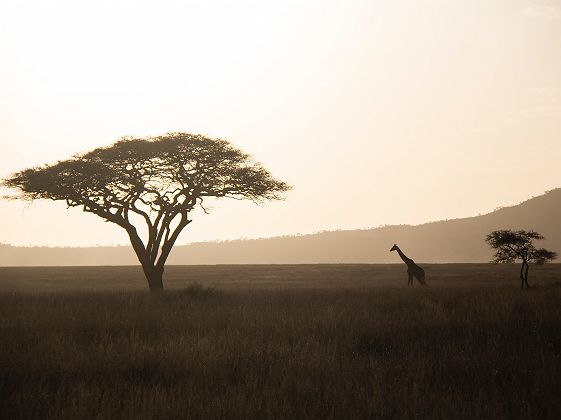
1, 0, 560, 247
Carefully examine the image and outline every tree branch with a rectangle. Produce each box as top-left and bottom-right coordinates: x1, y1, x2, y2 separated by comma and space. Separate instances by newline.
156, 212, 191, 270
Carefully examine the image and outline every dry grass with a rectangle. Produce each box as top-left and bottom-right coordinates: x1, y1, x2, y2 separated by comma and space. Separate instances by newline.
1, 264, 561, 419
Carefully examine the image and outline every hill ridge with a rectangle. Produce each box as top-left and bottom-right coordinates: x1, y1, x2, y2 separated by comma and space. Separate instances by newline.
1, 188, 560, 265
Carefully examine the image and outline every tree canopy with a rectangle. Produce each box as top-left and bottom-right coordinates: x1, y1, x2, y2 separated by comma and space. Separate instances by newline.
485, 229, 557, 289
3, 132, 291, 290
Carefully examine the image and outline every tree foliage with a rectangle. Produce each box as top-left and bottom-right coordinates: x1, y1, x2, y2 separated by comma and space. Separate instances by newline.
485, 229, 557, 289
3, 132, 291, 290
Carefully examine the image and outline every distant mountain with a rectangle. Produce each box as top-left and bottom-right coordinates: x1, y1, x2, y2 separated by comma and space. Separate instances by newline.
1, 189, 560, 266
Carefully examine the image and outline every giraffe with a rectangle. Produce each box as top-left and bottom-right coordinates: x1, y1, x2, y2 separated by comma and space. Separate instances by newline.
390, 244, 427, 286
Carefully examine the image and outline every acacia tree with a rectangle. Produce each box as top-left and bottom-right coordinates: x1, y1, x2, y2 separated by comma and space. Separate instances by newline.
485, 230, 557, 289
3, 132, 290, 291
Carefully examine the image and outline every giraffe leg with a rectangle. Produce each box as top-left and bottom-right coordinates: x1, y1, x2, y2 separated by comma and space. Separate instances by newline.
408, 274, 413, 286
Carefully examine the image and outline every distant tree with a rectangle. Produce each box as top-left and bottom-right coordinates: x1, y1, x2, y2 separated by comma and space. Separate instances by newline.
485, 230, 557, 289
3, 133, 291, 291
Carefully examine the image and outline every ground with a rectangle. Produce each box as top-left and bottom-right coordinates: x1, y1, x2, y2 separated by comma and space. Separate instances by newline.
1, 264, 561, 419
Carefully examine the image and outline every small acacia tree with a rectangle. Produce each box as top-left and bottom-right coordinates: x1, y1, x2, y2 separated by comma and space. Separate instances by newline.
485, 229, 557, 289
3, 132, 291, 291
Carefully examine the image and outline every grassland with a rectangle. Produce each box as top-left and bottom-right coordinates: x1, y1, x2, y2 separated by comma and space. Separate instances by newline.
1, 264, 561, 419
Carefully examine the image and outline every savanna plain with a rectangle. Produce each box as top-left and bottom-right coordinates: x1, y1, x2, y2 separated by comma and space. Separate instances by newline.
1, 264, 561, 419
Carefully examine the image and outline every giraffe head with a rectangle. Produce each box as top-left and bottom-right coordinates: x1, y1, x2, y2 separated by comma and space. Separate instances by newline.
390, 244, 398, 252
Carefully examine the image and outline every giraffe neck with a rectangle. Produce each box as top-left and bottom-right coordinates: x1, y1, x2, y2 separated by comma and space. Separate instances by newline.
395, 247, 411, 264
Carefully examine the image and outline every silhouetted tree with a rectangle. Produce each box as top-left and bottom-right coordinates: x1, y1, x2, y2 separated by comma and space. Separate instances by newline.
485, 230, 557, 289
3, 133, 290, 291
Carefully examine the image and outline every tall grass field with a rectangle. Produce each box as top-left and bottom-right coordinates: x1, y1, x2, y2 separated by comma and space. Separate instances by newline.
1, 264, 561, 419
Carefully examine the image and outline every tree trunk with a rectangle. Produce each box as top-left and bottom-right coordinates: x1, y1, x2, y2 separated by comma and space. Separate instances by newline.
147, 271, 164, 291
519, 260, 530, 289
142, 263, 164, 292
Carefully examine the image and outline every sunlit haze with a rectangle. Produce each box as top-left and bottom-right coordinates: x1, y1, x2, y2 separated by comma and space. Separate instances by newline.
1, 0, 560, 247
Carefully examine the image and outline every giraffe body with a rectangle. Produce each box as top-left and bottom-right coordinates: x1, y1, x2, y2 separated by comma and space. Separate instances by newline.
390, 244, 427, 286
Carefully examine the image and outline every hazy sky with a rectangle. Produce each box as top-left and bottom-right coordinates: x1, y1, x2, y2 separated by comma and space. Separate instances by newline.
1, 0, 560, 247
